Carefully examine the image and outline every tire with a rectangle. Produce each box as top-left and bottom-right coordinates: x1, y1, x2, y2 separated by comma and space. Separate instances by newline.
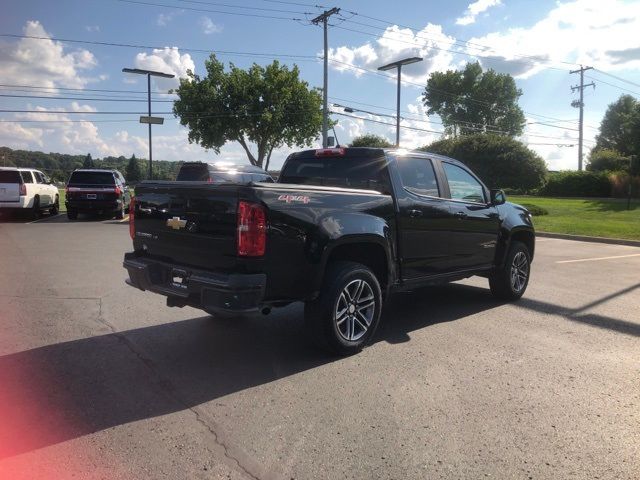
31, 196, 41, 220
49, 195, 59, 215
115, 204, 125, 219
489, 241, 531, 300
305, 261, 383, 355
67, 209, 78, 220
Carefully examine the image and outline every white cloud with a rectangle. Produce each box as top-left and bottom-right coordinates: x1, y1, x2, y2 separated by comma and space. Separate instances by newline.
328, 23, 457, 85
199, 16, 222, 34
132, 47, 195, 89
84, 25, 100, 32
456, 0, 502, 26
466, 0, 640, 77
157, 12, 175, 27
0, 21, 97, 89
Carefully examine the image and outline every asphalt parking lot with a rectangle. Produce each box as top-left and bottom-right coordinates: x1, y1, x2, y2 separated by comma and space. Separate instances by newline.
0, 214, 638, 480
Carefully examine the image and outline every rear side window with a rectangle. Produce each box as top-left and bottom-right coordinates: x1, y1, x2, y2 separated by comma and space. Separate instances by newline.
68, 171, 115, 185
279, 156, 391, 193
396, 157, 440, 197
0, 171, 21, 183
442, 162, 485, 204
34, 171, 46, 183
176, 164, 210, 181
21, 171, 34, 183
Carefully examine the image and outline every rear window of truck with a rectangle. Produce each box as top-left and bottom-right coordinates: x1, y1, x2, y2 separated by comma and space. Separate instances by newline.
68, 171, 115, 185
279, 156, 391, 193
176, 164, 210, 181
0, 171, 21, 183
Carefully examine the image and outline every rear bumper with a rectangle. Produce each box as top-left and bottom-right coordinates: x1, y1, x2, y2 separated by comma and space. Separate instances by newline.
123, 252, 266, 314
66, 199, 122, 213
0, 198, 29, 209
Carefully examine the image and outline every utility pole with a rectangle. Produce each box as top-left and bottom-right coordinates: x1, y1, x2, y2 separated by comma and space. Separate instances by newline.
312, 7, 340, 148
570, 65, 595, 171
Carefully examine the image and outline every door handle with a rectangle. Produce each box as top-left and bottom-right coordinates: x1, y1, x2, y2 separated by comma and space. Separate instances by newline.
454, 211, 468, 219
409, 209, 423, 218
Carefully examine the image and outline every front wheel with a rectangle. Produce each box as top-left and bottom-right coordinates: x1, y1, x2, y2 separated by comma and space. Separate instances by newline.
115, 203, 125, 219
489, 241, 531, 300
305, 261, 382, 355
49, 195, 59, 215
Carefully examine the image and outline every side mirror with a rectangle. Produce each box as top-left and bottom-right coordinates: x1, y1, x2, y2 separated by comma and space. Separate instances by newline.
490, 189, 506, 205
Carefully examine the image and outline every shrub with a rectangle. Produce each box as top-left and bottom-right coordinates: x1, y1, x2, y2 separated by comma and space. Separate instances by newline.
586, 149, 630, 172
420, 133, 547, 191
609, 173, 640, 198
350, 134, 393, 148
519, 203, 548, 216
539, 171, 611, 197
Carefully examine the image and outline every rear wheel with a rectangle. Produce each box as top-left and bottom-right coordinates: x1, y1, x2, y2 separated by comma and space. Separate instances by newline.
115, 203, 125, 219
49, 195, 59, 215
67, 209, 78, 220
489, 241, 531, 300
305, 261, 382, 355
31, 196, 41, 220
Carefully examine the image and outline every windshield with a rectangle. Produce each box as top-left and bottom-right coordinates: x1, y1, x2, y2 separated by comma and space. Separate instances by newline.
68, 171, 116, 185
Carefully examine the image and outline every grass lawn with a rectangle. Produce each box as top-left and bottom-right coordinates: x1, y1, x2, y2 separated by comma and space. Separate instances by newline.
58, 188, 66, 212
509, 196, 640, 241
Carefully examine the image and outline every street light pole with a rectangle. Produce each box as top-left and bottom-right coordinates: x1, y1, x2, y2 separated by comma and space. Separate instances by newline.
378, 57, 423, 148
122, 68, 175, 180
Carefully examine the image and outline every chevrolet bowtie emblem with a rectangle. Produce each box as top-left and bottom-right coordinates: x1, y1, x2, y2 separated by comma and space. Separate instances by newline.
166, 216, 187, 230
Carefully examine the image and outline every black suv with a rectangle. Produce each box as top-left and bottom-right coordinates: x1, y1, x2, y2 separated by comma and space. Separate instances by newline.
65, 169, 131, 220
176, 162, 274, 183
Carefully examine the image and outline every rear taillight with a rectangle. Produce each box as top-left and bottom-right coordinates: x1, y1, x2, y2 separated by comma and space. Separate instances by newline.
129, 197, 135, 240
315, 148, 345, 157
237, 201, 266, 257
114, 186, 122, 196
19, 183, 27, 196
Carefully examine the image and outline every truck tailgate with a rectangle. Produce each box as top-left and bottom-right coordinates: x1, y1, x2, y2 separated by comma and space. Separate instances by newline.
133, 183, 239, 271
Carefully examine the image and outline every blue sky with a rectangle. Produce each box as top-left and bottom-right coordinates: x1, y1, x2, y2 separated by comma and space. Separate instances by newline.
1, 0, 639, 170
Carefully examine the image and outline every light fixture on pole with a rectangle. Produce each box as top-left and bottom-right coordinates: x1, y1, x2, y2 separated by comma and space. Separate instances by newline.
122, 68, 175, 180
378, 57, 423, 147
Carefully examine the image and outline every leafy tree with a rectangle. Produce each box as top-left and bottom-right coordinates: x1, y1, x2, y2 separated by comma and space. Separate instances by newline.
350, 134, 393, 148
594, 95, 639, 156
586, 149, 630, 172
83, 153, 94, 168
420, 133, 547, 191
173, 55, 323, 170
422, 62, 526, 137
125, 154, 143, 183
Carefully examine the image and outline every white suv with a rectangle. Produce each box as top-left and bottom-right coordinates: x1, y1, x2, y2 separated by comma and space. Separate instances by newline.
0, 167, 60, 218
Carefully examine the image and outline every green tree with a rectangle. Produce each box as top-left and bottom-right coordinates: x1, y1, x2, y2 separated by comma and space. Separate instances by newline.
594, 95, 639, 156
125, 154, 142, 182
83, 153, 94, 168
350, 134, 393, 148
586, 149, 630, 172
173, 55, 323, 170
421, 133, 547, 191
422, 62, 526, 137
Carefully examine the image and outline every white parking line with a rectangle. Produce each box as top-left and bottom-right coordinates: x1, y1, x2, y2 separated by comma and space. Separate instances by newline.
557, 253, 640, 264
119, 216, 129, 223
26, 214, 60, 224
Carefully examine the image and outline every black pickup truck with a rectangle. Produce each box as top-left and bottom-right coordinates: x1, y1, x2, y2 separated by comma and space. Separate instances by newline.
124, 148, 534, 354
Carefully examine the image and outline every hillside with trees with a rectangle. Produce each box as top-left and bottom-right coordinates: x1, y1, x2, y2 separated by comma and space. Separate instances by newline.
0, 147, 182, 183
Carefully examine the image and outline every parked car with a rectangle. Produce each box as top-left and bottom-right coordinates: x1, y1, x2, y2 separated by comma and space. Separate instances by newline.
123, 148, 535, 355
65, 169, 131, 220
176, 161, 274, 183
0, 167, 59, 218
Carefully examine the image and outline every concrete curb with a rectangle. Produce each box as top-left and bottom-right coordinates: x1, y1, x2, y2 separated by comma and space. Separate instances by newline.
537, 231, 640, 247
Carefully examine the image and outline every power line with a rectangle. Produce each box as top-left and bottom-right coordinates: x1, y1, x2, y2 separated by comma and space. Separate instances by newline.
340, 9, 581, 70
585, 74, 639, 97
176, 0, 311, 14
0, 33, 316, 60
592, 69, 640, 89
0, 83, 175, 95
0, 94, 175, 102
115, 0, 308, 20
